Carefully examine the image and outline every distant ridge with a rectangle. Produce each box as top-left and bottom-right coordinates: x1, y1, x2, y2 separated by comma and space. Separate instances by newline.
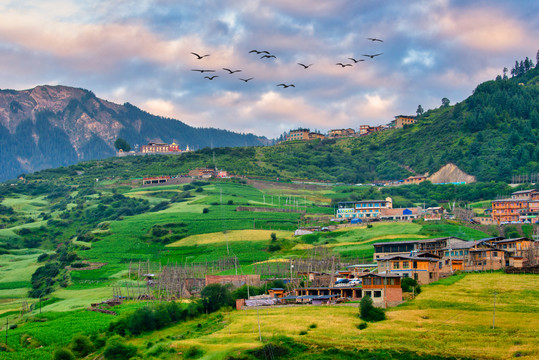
0, 85, 268, 181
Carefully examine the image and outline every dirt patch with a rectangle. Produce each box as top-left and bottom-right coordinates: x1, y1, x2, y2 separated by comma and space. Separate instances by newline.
66, 261, 107, 271
428, 163, 476, 184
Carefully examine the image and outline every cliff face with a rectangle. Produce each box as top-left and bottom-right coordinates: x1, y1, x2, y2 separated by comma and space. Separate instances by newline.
0, 85, 267, 181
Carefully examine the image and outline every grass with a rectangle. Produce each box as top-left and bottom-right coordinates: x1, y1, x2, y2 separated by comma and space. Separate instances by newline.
167, 229, 293, 247
165, 273, 538, 360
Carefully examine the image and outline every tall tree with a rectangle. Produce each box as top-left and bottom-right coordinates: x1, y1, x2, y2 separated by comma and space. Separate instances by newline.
416, 105, 424, 116
441, 98, 450, 107
114, 138, 131, 152
503, 67, 508, 80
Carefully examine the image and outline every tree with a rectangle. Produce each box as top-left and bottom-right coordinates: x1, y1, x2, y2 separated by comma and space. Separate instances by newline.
114, 138, 131, 152
503, 67, 508, 80
536, 49, 539, 68
416, 105, 424, 116
53, 348, 76, 360
441, 97, 450, 107
200, 283, 233, 313
359, 295, 385, 322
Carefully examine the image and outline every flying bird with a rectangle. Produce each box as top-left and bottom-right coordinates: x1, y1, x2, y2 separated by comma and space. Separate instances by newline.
261, 54, 277, 59
336, 63, 353, 67
348, 58, 365, 63
204, 76, 218, 80
298, 63, 313, 69
223, 68, 242, 74
362, 53, 383, 58
249, 50, 270, 54
191, 69, 216, 73
277, 84, 295, 88
367, 38, 384, 42
239, 78, 254, 82
190, 52, 210, 59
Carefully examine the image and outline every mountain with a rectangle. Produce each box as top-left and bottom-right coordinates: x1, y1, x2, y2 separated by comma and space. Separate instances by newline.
0, 85, 268, 181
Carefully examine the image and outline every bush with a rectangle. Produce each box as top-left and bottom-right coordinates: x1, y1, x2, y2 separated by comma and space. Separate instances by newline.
299, 330, 308, 335
200, 284, 233, 313
52, 348, 75, 360
401, 277, 421, 294
202, 208, 209, 214
359, 296, 385, 322
184, 345, 204, 358
357, 322, 368, 330
69, 334, 94, 357
103, 335, 138, 360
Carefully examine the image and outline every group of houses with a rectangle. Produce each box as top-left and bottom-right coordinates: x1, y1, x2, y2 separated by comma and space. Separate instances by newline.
118, 142, 192, 156
335, 197, 442, 222
284, 115, 417, 142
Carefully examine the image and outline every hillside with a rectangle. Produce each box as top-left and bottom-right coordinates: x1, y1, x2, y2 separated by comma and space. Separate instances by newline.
0, 85, 268, 181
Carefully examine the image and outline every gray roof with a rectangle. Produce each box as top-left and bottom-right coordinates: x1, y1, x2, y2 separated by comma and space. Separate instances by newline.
373, 237, 461, 247
376, 255, 440, 262
493, 238, 530, 244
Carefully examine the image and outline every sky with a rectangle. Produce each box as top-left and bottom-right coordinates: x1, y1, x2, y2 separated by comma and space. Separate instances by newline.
0, 0, 537, 138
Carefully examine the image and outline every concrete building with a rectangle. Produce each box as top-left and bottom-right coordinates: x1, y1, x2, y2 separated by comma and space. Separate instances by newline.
336, 198, 393, 219
287, 128, 310, 141
393, 115, 417, 128
378, 207, 423, 221
376, 255, 441, 284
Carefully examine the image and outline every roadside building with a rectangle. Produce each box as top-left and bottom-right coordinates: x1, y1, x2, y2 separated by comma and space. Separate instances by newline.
403, 175, 427, 184
141, 142, 184, 154
372, 237, 465, 260
492, 189, 539, 224
142, 176, 171, 185
328, 128, 356, 138
336, 198, 393, 219
308, 132, 326, 140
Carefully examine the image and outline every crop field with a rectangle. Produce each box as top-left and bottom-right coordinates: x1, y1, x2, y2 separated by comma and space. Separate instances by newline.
163, 273, 538, 360
167, 229, 293, 247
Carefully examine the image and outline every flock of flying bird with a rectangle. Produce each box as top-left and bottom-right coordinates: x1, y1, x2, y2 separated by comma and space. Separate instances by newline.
190, 37, 384, 88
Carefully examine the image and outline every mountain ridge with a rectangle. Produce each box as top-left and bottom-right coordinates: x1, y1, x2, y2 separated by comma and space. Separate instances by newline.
0, 85, 268, 181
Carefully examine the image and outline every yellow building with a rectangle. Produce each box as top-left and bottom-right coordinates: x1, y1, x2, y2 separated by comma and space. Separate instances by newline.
287, 128, 310, 141
393, 115, 417, 128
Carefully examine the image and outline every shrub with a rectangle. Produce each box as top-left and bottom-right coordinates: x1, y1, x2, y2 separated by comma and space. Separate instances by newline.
184, 345, 204, 358
202, 208, 209, 214
359, 296, 385, 322
270, 232, 277, 242
200, 284, 233, 313
357, 322, 368, 330
401, 277, 421, 294
308, 323, 317, 329
299, 330, 308, 335
69, 334, 94, 357
227, 199, 233, 205
103, 335, 138, 360
52, 348, 76, 360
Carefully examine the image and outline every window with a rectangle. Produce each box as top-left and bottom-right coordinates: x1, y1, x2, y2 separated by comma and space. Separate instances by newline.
363, 278, 372, 286
414, 273, 418, 280
493, 252, 498, 257
413, 261, 418, 269
403, 261, 409, 269
393, 262, 400, 269
373, 278, 382, 285
374, 291, 382, 298
439, 262, 442, 269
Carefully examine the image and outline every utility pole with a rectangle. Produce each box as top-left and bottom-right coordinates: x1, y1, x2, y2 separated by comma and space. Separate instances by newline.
492, 291, 498, 329
5, 318, 7, 345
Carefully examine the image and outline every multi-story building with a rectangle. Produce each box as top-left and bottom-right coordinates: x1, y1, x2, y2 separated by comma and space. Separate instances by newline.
287, 128, 310, 141
492, 190, 539, 223
336, 198, 393, 219
392, 115, 417, 128
377, 254, 441, 284
372, 237, 465, 260
141, 142, 185, 154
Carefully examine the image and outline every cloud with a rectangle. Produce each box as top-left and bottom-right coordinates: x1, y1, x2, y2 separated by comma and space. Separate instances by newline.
403, 50, 435, 68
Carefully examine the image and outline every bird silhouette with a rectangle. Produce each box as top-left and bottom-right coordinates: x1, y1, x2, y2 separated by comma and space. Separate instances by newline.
298, 63, 313, 68
239, 78, 254, 82
192, 69, 216, 73
362, 53, 383, 58
348, 58, 365, 63
367, 38, 384, 42
223, 68, 242, 74
277, 84, 295, 88
191, 52, 210, 59
261, 54, 277, 59
204, 76, 218, 80
336, 63, 353, 67
249, 50, 270, 54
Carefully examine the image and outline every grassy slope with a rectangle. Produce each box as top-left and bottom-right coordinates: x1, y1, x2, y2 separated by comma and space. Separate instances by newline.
163, 273, 538, 360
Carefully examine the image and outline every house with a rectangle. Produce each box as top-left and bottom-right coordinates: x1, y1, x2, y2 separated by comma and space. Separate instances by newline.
403, 175, 427, 184
308, 132, 325, 140
294, 273, 402, 307
424, 207, 445, 221
328, 128, 356, 138
378, 207, 423, 221
392, 115, 417, 128
439, 239, 507, 272
188, 168, 227, 178
372, 237, 464, 260
143, 176, 171, 185
491, 238, 537, 267
287, 128, 310, 141
376, 255, 441, 284
336, 198, 393, 219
